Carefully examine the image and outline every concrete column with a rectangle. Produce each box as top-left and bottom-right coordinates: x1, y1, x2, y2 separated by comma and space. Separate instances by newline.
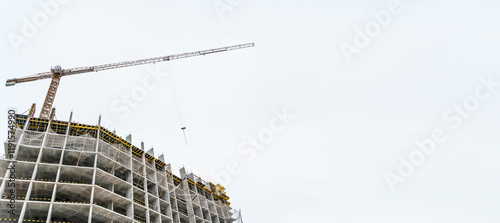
150, 149, 161, 223
110, 183, 114, 214
88, 115, 102, 223
19, 117, 54, 221
159, 154, 171, 218
0, 115, 33, 199
180, 168, 196, 223
127, 135, 134, 219
141, 142, 150, 223
46, 111, 73, 222
168, 164, 179, 223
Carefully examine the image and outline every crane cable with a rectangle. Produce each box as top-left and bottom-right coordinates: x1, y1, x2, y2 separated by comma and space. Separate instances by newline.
168, 71, 188, 145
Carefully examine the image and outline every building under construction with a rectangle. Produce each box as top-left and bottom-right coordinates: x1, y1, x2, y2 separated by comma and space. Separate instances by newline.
0, 111, 238, 223
0, 43, 252, 223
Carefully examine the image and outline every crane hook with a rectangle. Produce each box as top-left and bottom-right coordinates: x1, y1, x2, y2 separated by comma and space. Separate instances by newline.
181, 127, 188, 145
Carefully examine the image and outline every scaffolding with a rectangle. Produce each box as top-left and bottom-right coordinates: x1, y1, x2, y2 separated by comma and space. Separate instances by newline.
0, 113, 237, 223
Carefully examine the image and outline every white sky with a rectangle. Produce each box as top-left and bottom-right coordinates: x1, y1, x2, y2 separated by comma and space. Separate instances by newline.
1, 0, 500, 222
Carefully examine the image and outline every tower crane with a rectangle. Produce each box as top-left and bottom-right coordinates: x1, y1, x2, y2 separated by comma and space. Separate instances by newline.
5, 43, 254, 119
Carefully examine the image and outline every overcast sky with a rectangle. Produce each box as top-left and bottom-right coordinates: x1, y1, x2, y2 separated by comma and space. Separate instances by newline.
2, 0, 500, 222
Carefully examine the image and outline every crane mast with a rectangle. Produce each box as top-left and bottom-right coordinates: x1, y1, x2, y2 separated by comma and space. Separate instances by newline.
5, 43, 254, 119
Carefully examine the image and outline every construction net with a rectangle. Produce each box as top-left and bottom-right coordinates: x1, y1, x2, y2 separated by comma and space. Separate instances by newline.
20, 130, 44, 146
198, 195, 208, 209
44, 133, 66, 149
98, 141, 130, 169
145, 158, 154, 169
146, 168, 155, 182
229, 209, 243, 223
65, 135, 96, 152
13, 127, 23, 144
132, 159, 143, 174
175, 187, 192, 203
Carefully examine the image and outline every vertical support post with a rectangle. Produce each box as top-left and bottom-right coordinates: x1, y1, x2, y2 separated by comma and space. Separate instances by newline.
183, 168, 196, 223
162, 163, 172, 219
19, 116, 53, 221
88, 115, 102, 223
127, 136, 134, 219
0, 115, 31, 199
151, 150, 162, 223
0, 115, 32, 221
46, 111, 73, 222
142, 142, 150, 223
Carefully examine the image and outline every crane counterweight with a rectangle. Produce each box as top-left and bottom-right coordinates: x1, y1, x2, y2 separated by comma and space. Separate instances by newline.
6, 79, 16, 86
